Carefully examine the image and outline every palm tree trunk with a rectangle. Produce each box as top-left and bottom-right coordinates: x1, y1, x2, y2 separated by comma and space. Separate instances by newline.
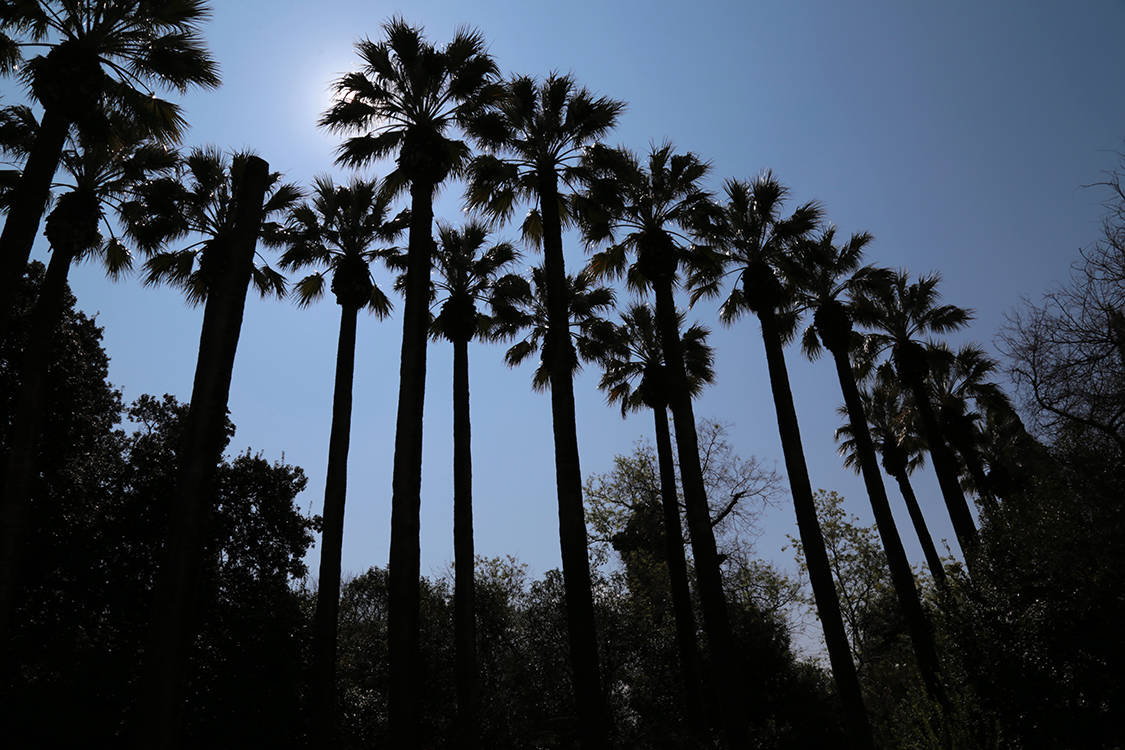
0, 108, 69, 344
889, 469, 946, 586
387, 176, 436, 750
830, 347, 946, 706
906, 379, 979, 569
539, 174, 610, 750
452, 336, 478, 750
133, 155, 270, 750
650, 405, 708, 739
0, 242, 76, 645
310, 301, 360, 745
758, 310, 874, 750
651, 280, 749, 747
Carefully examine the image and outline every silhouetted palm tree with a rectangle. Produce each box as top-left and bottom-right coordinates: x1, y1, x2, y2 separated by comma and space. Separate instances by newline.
123, 151, 279, 748
597, 302, 712, 739
320, 23, 499, 743
835, 371, 947, 585
790, 227, 946, 705
279, 174, 405, 745
0, 110, 173, 643
928, 342, 1013, 516
0, 0, 219, 338
855, 270, 979, 568
583, 142, 756, 746
429, 220, 518, 750
692, 172, 876, 749
466, 73, 623, 749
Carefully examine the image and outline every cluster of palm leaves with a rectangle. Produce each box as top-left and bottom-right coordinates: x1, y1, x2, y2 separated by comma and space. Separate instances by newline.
0, 6, 1035, 749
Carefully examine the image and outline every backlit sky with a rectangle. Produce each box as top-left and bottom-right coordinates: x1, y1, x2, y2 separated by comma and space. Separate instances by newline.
6, 1, 1125, 584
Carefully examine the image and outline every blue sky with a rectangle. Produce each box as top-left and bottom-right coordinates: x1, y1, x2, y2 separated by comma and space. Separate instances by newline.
6, 0, 1125, 584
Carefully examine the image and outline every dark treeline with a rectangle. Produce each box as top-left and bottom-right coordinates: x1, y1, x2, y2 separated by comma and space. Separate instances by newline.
1, 4, 1123, 749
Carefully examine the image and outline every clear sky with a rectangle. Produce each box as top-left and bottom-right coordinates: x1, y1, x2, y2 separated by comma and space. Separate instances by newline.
7, 1, 1125, 584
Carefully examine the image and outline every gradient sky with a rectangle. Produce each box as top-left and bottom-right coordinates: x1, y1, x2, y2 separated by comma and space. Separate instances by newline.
6, 1, 1125, 585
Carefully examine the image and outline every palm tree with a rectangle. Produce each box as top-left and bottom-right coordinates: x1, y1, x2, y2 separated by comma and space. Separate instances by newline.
0, 110, 173, 643
0, 0, 220, 339
429, 220, 518, 750
928, 342, 1013, 516
320, 22, 499, 744
691, 172, 876, 749
121, 149, 295, 748
789, 227, 946, 705
582, 142, 755, 746
835, 371, 947, 586
278, 174, 405, 745
597, 302, 712, 740
854, 270, 979, 568
466, 73, 623, 749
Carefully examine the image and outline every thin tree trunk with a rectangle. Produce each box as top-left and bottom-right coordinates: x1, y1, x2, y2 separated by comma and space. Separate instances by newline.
0, 242, 76, 645
890, 469, 946, 587
907, 380, 979, 569
758, 311, 874, 750
830, 347, 946, 706
310, 301, 360, 745
651, 280, 749, 748
133, 155, 270, 750
452, 336, 477, 750
651, 406, 709, 739
387, 176, 435, 750
539, 174, 610, 750
0, 108, 69, 344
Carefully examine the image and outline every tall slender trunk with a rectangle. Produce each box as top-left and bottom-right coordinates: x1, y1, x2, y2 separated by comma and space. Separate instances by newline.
651, 280, 749, 748
387, 177, 436, 750
650, 406, 708, 739
0, 108, 70, 344
829, 346, 946, 706
905, 379, 979, 570
133, 155, 270, 750
758, 310, 874, 750
888, 468, 946, 587
452, 336, 477, 750
310, 301, 360, 745
0, 242, 76, 645
539, 173, 610, 750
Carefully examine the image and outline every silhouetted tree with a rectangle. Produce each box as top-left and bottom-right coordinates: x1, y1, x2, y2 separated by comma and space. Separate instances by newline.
0, 110, 172, 640
429, 220, 519, 750
595, 303, 713, 738
789, 228, 946, 706
0, 0, 219, 339
320, 22, 500, 745
692, 172, 875, 749
466, 73, 624, 750
855, 270, 979, 569
126, 152, 281, 748
279, 174, 405, 745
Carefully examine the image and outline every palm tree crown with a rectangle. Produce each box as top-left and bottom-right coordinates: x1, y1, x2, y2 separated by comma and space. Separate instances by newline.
690, 171, 823, 323
465, 73, 625, 244
854, 268, 974, 378
582, 142, 719, 291
1, 0, 220, 140
787, 226, 888, 359
123, 146, 301, 305
430, 220, 520, 345
319, 17, 500, 190
280, 174, 406, 315
491, 266, 616, 391
599, 303, 714, 415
